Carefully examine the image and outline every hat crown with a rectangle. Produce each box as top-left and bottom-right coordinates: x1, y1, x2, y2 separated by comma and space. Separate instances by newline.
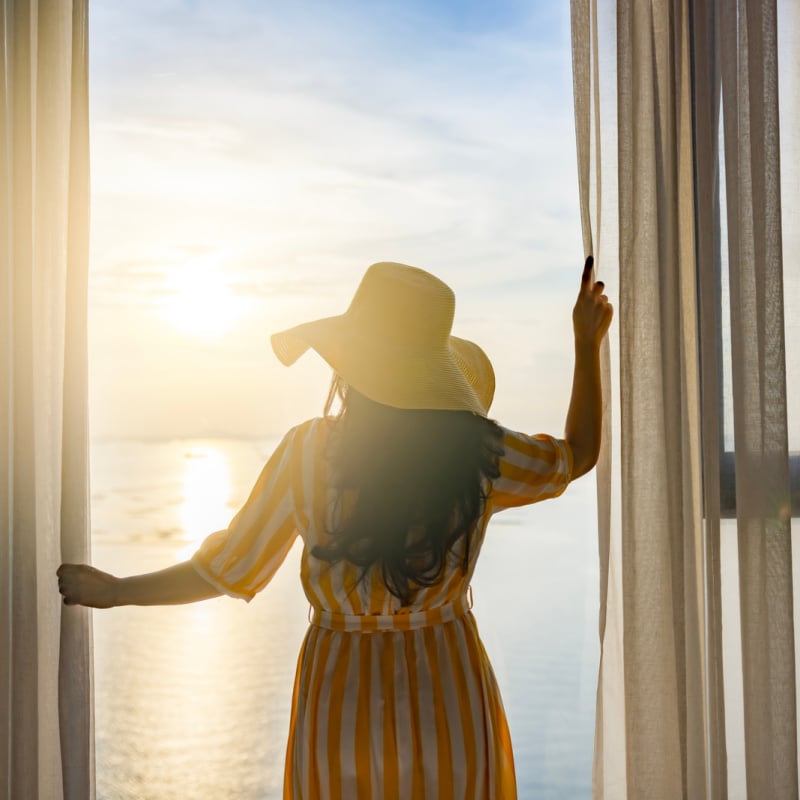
348, 262, 455, 346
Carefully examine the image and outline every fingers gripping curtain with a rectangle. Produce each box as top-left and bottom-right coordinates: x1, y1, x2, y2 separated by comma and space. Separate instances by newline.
1, 1, 93, 799
571, 0, 796, 797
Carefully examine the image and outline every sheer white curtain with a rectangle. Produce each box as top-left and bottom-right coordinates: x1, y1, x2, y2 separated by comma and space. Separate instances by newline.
1, 1, 93, 798
571, 0, 798, 797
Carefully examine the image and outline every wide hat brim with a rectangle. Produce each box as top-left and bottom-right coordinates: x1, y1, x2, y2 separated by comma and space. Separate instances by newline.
271, 314, 495, 415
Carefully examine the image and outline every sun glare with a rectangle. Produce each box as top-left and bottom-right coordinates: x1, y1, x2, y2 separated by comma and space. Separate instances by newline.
179, 446, 231, 551
162, 264, 244, 338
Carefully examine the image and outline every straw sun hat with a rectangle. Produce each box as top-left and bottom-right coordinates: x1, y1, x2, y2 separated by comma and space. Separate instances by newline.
270, 262, 495, 416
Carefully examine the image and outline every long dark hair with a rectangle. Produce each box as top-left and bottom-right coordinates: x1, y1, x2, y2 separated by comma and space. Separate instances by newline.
312, 376, 504, 605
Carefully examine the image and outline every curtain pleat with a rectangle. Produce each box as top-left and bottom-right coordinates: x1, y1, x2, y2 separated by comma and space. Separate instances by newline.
720, 1, 797, 796
1, 1, 93, 798
571, 0, 596, 261
0, 0, 10, 792
570, 1, 628, 796
6, 1, 45, 794
690, 0, 728, 795
616, 0, 707, 794
59, 1, 94, 797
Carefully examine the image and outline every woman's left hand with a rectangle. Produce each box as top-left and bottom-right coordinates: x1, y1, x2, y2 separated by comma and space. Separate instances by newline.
572, 256, 613, 348
57, 563, 119, 608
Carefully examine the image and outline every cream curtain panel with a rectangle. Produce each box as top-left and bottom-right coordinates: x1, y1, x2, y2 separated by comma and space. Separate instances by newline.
571, 0, 798, 797
1, 1, 93, 798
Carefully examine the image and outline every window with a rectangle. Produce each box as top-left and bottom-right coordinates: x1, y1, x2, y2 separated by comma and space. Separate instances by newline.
90, 3, 597, 798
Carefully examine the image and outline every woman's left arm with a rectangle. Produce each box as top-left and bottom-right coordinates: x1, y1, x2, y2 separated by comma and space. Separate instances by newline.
57, 560, 222, 608
564, 256, 613, 479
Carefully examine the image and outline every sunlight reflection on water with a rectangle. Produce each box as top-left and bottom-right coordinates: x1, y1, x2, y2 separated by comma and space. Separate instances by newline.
177, 446, 232, 557
94, 541, 305, 800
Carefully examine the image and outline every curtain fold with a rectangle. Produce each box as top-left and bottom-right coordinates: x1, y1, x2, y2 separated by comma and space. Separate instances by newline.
571, 1, 628, 795
690, 0, 728, 795
571, 0, 796, 797
615, 0, 708, 795
1, 1, 93, 798
719, 2, 797, 795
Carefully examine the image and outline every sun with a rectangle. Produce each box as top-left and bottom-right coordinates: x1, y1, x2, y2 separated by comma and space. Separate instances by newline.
162, 263, 244, 338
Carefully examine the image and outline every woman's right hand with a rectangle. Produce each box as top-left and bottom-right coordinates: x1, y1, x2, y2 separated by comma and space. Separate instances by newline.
57, 563, 119, 608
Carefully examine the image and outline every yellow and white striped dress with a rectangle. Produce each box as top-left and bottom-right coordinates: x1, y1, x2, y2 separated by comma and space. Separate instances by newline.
192, 417, 572, 799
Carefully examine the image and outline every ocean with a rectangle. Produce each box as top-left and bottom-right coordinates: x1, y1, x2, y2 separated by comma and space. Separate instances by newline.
91, 437, 600, 799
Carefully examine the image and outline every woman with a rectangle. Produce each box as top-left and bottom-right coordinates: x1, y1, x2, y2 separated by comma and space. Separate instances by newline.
58, 259, 612, 799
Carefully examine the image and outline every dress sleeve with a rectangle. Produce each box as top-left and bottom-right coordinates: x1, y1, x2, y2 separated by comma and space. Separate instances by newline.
489, 427, 573, 512
190, 425, 303, 601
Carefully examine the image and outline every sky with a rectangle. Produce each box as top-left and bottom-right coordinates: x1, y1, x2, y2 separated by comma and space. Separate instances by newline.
88, 0, 586, 441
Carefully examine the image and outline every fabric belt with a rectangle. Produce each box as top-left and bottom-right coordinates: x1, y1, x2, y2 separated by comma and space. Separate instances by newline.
309, 587, 473, 633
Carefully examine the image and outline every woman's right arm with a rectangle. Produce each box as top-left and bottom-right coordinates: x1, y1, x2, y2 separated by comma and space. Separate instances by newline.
60, 423, 307, 609
57, 560, 222, 608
